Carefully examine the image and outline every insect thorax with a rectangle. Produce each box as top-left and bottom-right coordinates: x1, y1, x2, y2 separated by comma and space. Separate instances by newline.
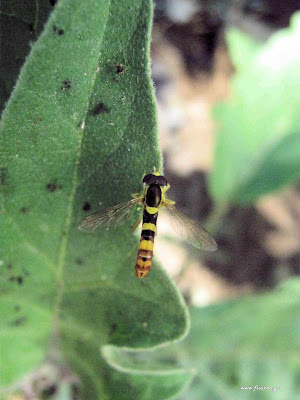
145, 184, 162, 208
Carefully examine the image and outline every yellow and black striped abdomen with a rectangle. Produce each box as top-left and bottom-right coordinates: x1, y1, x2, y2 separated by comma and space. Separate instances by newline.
135, 210, 158, 278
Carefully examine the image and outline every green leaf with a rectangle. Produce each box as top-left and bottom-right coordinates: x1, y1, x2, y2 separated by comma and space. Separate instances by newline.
170, 279, 300, 399
210, 13, 300, 203
226, 29, 263, 73
101, 346, 194, 400
230, 130, 300, 201
0, 0, 189, 398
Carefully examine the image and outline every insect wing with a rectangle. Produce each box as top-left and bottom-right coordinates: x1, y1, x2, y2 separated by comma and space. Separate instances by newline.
78, 199, 138, 232
164, 205, 217, 251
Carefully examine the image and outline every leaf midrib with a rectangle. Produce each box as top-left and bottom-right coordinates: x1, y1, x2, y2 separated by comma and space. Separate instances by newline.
54, 0, 149, 319
53, 0, 112, 328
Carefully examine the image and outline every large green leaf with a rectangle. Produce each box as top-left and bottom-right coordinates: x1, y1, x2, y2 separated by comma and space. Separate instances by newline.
174, 279, 300, 399
210, 13, 300, 203
144, 279, 300, 399
0, 0, 189, 398
101, 346, 194, 400
225, 29, 263, 73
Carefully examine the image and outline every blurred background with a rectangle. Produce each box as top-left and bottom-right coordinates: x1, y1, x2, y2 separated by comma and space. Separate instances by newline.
150, 0, 300, 301
149, 1, 300, 398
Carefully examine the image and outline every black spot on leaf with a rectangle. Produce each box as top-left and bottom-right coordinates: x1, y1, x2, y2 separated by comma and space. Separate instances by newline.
15, 305, 21, 312
17, 276, 23, 285
53, 25, 64, 35
46, 181, 62, 192
10, 317, 26, 326
9, 275, 24, 285
92, 102, 109, 116
82, 202, 91, 212
47, 182, 57, 192
49, 0, 58, 6
76, 258, 83, 265
20, 207, 29, 214
116, 64, 124, 74
7, 262, 12, 270
110, 323, 118, 334
61, 79, 72, 90
0, 167, 8, 186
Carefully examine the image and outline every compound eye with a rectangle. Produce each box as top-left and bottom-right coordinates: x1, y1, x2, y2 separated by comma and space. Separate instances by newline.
143, 174, 155, 185
157, 176, 168, 186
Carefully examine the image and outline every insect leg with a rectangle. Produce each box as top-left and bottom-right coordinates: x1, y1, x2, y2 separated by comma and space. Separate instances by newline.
164, 183, 171, 193
153, 166, 162, 175
131, 193, 144, 201
162, 197, 175, 206
131, 215, 143, 232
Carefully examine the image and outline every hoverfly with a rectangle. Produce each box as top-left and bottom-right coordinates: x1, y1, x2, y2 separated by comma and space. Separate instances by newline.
78, 169, 217, 278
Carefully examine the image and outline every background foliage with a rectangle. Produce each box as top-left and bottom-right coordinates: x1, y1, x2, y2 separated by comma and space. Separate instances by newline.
178, 278, 300, 399
210, 13, 300, 203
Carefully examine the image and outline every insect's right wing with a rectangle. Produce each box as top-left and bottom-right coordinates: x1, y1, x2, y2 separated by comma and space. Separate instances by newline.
163, 204, 217, 251
78, 198, 139, 232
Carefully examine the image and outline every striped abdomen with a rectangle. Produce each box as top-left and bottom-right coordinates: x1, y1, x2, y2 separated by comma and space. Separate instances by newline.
135, 209, 158, 278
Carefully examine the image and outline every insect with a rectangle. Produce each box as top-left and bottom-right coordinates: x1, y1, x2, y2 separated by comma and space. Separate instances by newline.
78, 169, 217, 278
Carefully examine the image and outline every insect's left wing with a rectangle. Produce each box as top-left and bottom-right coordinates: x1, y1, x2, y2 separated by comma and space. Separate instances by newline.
163, 204, 217, 251
78, 198, 139, 232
